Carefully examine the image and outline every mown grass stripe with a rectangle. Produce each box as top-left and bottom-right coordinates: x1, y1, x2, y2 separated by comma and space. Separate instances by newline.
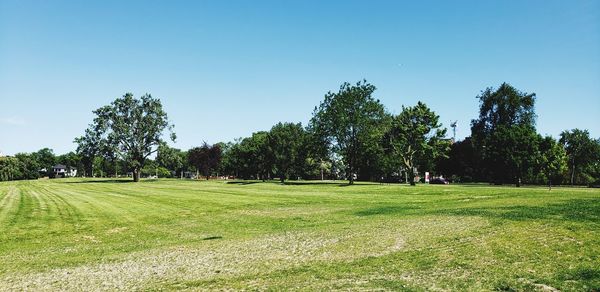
0, 178, 598, 291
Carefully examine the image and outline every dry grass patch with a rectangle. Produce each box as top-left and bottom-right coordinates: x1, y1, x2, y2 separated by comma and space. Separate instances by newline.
0, 216, 486, 291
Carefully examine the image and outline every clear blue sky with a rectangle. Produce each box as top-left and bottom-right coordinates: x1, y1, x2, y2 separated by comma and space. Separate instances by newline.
1, 0, 599, 155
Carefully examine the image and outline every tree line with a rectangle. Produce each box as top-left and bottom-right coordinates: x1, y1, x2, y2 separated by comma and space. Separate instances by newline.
1, 81, 599, 186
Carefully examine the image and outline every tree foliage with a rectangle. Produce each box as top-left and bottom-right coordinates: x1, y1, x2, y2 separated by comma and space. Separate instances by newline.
310, 80, 389, 184
188, 142, 222, 179
436, 137, 478, 182
3, 81, 596, 188
0, 157, 24, 181
236, 132, 272, 180
75, 126, 103, 177
471, 83, 538, 186
485, 125, 540, 186
560, 129, 600, 185
536, 135, 567, 188
87, 93, 175, 182
157, 144, 184, 176
267, 122, 308, 182
34, 148, 56, 174
383, 102, 449, 185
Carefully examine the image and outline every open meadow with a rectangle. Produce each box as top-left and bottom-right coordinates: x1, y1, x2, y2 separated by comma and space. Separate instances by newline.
0, 178, 599, 291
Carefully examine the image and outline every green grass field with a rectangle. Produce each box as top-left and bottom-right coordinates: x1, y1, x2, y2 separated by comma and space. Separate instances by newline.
0, 179, 599, 291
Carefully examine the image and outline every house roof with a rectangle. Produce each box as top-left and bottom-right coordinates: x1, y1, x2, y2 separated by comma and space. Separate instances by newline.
53, 164, 67, 169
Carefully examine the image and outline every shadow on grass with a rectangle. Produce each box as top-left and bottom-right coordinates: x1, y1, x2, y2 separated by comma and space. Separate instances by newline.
63, 179, 134, 184
557, 267, 600, 290
352, 198, 600, 224
283, 181, 351, 187
560, 267, 600, 281
226, 181, 262, 185
354, 205, 421, 216
202, 236, 223, 240
226, 180, 353, 186
436, 198, 600, 223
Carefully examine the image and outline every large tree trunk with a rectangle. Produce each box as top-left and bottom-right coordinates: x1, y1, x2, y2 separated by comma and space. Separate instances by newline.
404, 152, 416, 186
133, 168, 140, 182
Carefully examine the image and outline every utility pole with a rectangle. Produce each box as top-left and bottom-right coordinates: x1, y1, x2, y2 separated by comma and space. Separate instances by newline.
450, 121, 457, 142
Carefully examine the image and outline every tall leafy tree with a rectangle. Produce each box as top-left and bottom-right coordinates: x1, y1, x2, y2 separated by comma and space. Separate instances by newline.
187, 146, 204, 179
470, 83, 538, 186
86, 93, 175, 182
383, 102, 449, 185
485, 125, 540, 186
310, 80, 389, 184
13, 153, 40, 179
0, 157, 24, 181
34, 148, 56, 175
187, 142, 222, 179
304, 123, 333, 180
436, 137, 479, 182
99, 137, 122, 177
267, 122, 308, 183
217, 141, 237, 177
74, 126, 103, 177
537, 135, 567, 189
207, 143, 222, 178
245, 132, 273, 180
157, 143, 184, 176
559, 129, 600, 185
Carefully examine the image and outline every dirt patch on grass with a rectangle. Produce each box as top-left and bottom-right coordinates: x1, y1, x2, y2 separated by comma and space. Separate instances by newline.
0, 216, 486, 290
236, 206, 348, 218
81, 235, 101, 243
106, 227, 128, 235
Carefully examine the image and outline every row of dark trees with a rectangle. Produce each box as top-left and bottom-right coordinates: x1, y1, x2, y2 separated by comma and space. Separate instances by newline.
438, 83, 600, 186
2, 81, 599, 185
439, 128, 600, 186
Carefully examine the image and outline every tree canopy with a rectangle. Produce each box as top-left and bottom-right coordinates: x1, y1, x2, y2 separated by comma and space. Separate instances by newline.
471, 83, 539, 186
4, 81, 598, 187
86, 93, 175, 182
188, 142, 222, 179
383, 102, 449, 185
537, 135, 567, 188
157, 144, 184, 177
267, 122, 309, 183
310, 80, 389, 184
560, 129, 600, 185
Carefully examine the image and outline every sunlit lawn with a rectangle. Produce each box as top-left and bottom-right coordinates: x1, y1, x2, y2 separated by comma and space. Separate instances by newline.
0, 178, 598, 290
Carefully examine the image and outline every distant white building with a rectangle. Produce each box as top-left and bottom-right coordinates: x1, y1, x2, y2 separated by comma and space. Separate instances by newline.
52, 164, 77, 178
